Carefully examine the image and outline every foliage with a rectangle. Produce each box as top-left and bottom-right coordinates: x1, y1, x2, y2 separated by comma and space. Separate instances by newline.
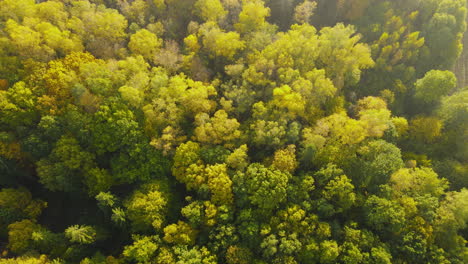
0, 0, 467, 263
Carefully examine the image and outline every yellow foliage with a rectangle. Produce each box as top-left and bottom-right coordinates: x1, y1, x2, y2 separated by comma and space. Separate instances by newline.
163, 221, 198, 245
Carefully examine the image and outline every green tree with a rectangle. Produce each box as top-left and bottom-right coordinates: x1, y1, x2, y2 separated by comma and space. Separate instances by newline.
205, 164, 234, 205
272, 145, 298, 173
348, 140, 404, 190
64, 225, 97, 245
0, 81, 37, 128
434, 189, 468, 258
414, 70, 457, 106
124, 180, 171, 232
7, 219, 41, 254
36, 135, 95, 193
233, 163, 290, 210
389, 167, 448, 199
123, 235, 161, 263
163, 221, 198, 245
194, 110, 241, 147
0, 255, 56, 264
0, 187, 47, 222
173, 245, 217, 264
318, 23, 374, 89
437, 89, 468, 161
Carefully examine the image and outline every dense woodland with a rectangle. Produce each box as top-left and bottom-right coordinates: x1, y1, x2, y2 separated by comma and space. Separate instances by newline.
0, 0, 468, 263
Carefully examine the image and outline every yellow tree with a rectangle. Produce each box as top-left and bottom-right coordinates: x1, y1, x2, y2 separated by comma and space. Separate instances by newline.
128, 29, 163, 61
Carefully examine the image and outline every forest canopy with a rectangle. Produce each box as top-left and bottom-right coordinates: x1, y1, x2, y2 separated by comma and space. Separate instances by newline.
0, 0, 468, 263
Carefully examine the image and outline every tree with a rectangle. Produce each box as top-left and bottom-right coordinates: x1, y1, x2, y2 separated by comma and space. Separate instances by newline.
181, 200, 218, 227
0, 81, 37, 128
348, 140, 404, 189
389, 167, 448, 199
301, 112, 367, 167
65, 225, 97, 245
233, 163, 290, 210
0, 255, 55, 264
90, 102, 141, 154
272, 145, 298, 173
234, 0, 271, 34
434, 189, 468, 258
437, 89, 468, 161
322, 174, 356, 212
250, 120, 287, 149
194, 0, 227, 23
163, 221, 198, 245
173, 245, 217, 264
414, 70, 457, 106
409, 116, 443, 143
7, 219, 41, 254
200, 25, 245, 60
123, 235, 160, 263
364, 195, 406, 235
172, 141, 203, 186
36, 135, 95, 193
319, 240, 340, 264
226, 144, 249, 170
422, 0, 467, 69
128, 29, 162, 60
226, 245, 253, 264
124, 180, 171, 232
194, 110, 241, 146
0, 188, 47, 226
118, 85, 143, 108
317, 23, 374, 89
78, 4, 128, 58
269, 85, 306, 120
143, 74, 217, 133
356, 96, 391, 138
120, 0, 151, 26
109, 142, 169, 184
294, 0, 317, 24
205, 164, 234, 205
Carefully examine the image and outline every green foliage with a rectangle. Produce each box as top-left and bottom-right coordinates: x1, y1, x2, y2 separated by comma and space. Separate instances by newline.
173, 245, 217, 264
434, 189, 468, 254
36, 135, 95, 193
437, 89, 468, 161
163, 221, 198, 245
348, 139, 404, 189
233, 163, 290, 210
0, 81, 37, 128
64, 225, 97, 245
124, 181, 170, 232
0, 0, 467, 263
123, 235, 160, 263
7, 219, 41, 254
194, 110, 241, 146
365, 195, 406, 235
389, 167, 449, 199
414, 70, 457, 105
0, 255, 57, 264
0, 187, 46, 221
